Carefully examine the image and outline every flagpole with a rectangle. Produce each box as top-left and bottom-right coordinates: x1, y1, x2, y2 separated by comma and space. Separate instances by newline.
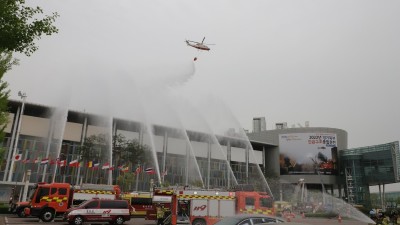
90, 168, 94, 184
36, 159, 41, 183
71, 166, 76, 185
76, 157, 82, 185
52, 159, 59, 183
7, 92, 26, 182
135, 163, 140, 191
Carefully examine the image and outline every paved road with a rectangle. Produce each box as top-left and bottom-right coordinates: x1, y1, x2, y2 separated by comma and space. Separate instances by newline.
0, 215, 155, 225
0, 215, 375, 225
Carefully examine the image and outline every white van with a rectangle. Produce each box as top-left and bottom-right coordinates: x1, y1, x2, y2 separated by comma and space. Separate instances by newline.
64, 199, 132, 225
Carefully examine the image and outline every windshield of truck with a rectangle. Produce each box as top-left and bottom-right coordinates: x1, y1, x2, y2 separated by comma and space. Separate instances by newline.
35, 187, 49, 203
260, 197, 273, 208
27, 186, 36, 201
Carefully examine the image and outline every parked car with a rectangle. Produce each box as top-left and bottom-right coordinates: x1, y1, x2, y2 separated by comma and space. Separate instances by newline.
213, 214, 285, 225
64, 199, 132, 225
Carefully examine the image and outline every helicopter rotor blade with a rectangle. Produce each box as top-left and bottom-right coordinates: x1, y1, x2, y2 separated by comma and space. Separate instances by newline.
187, 40, 201, 44
202, 37, 206, 44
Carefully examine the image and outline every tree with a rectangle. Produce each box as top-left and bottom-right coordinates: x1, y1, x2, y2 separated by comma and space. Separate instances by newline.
0, 0, 58, 163
0, 0, 59, 56
78, 133, 152, 185
0, 52, 16, 164
79, 134, 109, 162
263, 169, 281, 201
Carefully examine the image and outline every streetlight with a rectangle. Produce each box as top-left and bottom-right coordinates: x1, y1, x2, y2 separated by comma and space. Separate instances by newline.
8, 91, 27, 182
299, 178, 306, 203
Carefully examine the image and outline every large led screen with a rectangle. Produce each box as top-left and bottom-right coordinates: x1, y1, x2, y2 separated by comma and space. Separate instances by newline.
279, 133, 338, 175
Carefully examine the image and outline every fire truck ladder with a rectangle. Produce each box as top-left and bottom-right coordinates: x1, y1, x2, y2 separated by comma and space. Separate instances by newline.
345, 168, 355, 205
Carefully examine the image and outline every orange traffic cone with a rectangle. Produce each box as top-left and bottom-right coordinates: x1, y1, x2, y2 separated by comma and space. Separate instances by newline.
338, 214, 342, 223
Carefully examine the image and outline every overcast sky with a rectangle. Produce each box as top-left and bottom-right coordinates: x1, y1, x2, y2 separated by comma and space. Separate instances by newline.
4, 1, 400, 190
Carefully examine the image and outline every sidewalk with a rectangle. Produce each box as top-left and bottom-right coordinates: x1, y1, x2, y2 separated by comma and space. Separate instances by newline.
0, 216, 5, 225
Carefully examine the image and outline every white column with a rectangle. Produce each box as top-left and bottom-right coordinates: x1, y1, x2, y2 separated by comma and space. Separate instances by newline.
3, 106, 20, 181
21, 170, 31, 202
8, 92, 27, 182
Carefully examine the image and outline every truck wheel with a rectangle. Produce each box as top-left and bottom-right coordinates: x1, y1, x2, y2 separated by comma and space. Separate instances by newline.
192, 219, 206, 225
40, 208, 55, 222
16, 207, 27, 218
73, 216, 84, 225
114, 216, 124, 225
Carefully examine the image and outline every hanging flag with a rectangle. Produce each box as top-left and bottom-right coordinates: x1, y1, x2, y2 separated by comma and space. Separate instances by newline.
102, 162, 110, 170
69, 159, 79, 167
87, 161, 93, 168
117, 165, 124, 170
57, 159, 65, 165
22, 158, 30, 163
145, 167, 155, 174
59, 160, 67, 167
122, 166, 129, 172
50, 159, 57, 165
135, 166, 142, 175
109, 166, 115, 171
41, 158, 49, 165
34, 158, 40, 164
14, 154, 22, 161
93, 161, 100, 169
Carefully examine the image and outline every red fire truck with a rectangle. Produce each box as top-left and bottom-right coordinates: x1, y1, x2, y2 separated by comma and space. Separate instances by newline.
147, 187, 275, 225
121, 192, 152, 217
24, 183, 121, 222
319, 160, 334, 174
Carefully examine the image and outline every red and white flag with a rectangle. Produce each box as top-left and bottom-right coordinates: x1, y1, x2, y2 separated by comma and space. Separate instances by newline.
69, 159, 79, 167
102, 162, 110, 170
14, 154, 22, 161
122, 166, 129, 172
135, 166, 142, 175
145, 167, 155, 174
58, 160, 67, 167
41, 158, 49, 165
93, 161, 100, 169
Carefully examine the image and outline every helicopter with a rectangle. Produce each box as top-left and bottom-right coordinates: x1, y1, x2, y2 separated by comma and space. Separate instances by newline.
185, 37, 214, 51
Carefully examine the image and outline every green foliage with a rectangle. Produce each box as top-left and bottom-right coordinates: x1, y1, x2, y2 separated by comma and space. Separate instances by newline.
78, 134, 108, 163
0, 52, 14, 163
0, 0, 59, 56
0, 0, 58, 163
79, 133, 151, 169
263, 169, 280, 200
190, 180, 204, 188
116, 172, 135, 192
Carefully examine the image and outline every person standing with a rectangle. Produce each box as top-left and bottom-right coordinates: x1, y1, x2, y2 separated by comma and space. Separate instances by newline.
156, 204, 165, 225
369, 209, 376, 220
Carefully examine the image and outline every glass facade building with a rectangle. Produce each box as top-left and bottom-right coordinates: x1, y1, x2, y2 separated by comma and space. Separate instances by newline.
0, 100, 267, 194
340, 141, 400, 207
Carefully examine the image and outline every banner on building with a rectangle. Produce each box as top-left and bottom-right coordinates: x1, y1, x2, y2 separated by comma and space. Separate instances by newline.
279, 133, 338, 175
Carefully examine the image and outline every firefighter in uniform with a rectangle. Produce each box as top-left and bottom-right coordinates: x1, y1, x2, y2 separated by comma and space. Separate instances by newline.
156, 204, 165, 225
